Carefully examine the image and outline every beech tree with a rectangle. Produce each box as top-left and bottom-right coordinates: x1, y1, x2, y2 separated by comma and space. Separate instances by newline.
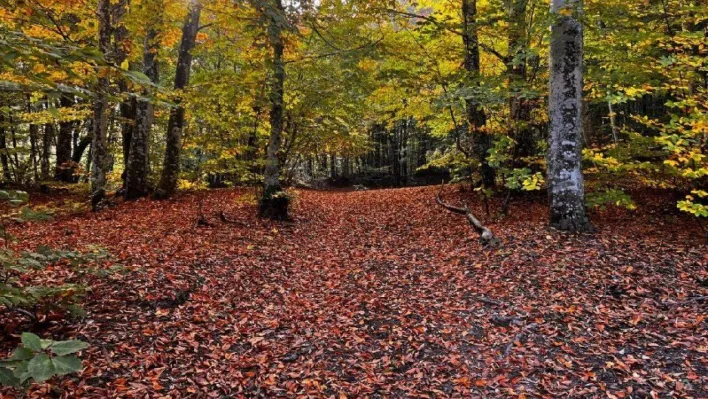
547, 0, 593, 232
155, 0, 202, 199
90, 0, 113, 209
125, 1, 163, 200
461, 0, 495, 188
259, 0, 289, 220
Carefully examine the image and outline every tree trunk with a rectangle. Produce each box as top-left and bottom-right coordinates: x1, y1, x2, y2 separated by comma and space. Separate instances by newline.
259, 0, 289, 220
112, 0, 133, 187
155, 0, 201, 199
29, 123, 40, 182
547, 0, 593, 232
55, 95, 75, 182
91, 0, 112, 208
0, 113, 11, 182
41, 120, 53, 180
508, 0, 535, 159
608, 100, 619, 144
125, 3, 162, 200
462, 0, 495, 187
119, 93, 136, 181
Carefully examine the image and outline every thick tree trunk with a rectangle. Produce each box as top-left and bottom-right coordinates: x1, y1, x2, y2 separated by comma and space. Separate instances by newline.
155, 0, 202, 199
91, 0, 112, 209
259, 0, 289, 220
55, 95, 75, 182
112, 0, 133, 187
462, 0, 495, 187
125, 4, 161, 200
547, 0, 593, 232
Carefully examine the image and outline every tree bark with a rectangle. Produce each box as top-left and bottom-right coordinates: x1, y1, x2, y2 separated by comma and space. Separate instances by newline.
508, 0, 535, 159
462, 0, 495, 187
259, 0, 289, 220
0, 113, 11, 182
436, 183, 496, 245
55, 95, 75, 182
608, 100, 619, 144
547, 0, 593, 232
125, 2, 162, 200
41, 120, 53, 181
91, 0, 112, 209
155, 0, 202, 199
29, 123, 40, 182
112, 0, 133, 187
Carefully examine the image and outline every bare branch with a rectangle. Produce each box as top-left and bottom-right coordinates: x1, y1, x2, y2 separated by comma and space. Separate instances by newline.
436, 182, 496, 245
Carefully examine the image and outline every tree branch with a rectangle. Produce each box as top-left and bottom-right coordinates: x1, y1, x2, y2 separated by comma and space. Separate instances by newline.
436, 182, 496, 245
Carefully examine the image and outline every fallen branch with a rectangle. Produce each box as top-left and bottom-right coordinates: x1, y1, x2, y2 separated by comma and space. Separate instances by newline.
664, 295, 708, 308
476, 296, 504, 307
219, 211, 244, 226
436, 182, 496, 245
12, 307, 38, 321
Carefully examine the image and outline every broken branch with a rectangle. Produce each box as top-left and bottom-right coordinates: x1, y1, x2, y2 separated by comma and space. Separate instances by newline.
436, 182, 496, 245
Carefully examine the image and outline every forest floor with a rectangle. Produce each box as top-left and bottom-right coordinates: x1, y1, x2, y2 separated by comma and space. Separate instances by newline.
2, 185, 707, 398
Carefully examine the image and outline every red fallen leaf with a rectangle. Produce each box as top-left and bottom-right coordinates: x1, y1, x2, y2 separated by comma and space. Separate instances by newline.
453, 376, 471, 387
630, 313, 642, 326
3, 186, 705, 398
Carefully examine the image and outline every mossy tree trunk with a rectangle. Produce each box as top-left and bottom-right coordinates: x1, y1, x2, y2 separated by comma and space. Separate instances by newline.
259, 0, 289, 220
155, 0, 202, 199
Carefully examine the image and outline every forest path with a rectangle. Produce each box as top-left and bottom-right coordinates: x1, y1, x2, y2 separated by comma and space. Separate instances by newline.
10, 186, 708, 397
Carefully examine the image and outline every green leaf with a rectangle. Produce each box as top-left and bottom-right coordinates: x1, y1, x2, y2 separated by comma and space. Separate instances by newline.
51, 355, 82, 376
21, 332, 42, 352
13, 360, 31, 383
50, 340, 89, 356
10, 347, 33, 361
27, 353, 54, 382
0, 367, 20, 387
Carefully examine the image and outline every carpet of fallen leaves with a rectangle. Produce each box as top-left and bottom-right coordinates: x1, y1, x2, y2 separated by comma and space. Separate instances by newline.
1, 186, 706, 398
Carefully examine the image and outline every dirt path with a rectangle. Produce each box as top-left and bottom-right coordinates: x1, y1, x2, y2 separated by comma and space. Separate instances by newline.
4, 187, 707, 398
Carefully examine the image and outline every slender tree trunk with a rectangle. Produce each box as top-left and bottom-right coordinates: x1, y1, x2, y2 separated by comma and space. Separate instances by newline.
119, 92, 136, 182
547, 0, 593, 232
155, 0, 202, 199
0, 113, 11, 182
41, 120, 53, 180
91, 0, 112, 208
330, 154, 337, 179
9, 115, 20, 182
29, 123, 39, 182
462, 0, 495, 187
508, 0, 535, 159
125, 2, 162, 200
608, 100, 619, 144
55, 95, 75, 182
259, 0, 289, 219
